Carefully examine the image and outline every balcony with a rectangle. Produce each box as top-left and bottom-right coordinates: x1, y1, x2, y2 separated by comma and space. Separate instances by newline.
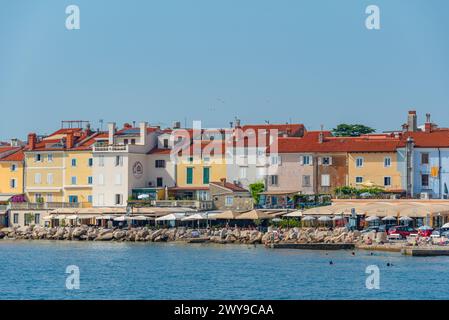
129, 200, 214, 210
93, 145, 128, 152
10, 202, 84, 210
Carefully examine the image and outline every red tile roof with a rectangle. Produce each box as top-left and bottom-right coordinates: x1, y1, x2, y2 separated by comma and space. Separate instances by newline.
210, 181, 249, 192
272, 131, 400, 153
241, 124, 304, 137
147, 148, 172, 155
398, 130, 449, 148
0, 148, 24, 161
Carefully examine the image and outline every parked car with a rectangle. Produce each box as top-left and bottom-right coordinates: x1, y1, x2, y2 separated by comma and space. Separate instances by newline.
361, 225, 386, 233
431, 228, 449, 238
417, 226, 434, 237
387, 226, 418, 239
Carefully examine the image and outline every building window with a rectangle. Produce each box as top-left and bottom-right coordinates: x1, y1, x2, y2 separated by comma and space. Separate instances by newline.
422, 174, 429, 188
269, 175, 279, 186
13, 213, 19, 224
88, 158, 93, 167
10, 164, 17, 172
10, 179, 17, 189
47, 154, 53, 162
115, 194, 123, 205
421, 153, 429, 165
131, 139, 136, 145
71, 176, 77, 185
88, 176, 93, 184
356, 176, 363, 184
356, 157, 364, 168
47, 194, 53, 202
35, 154, 42, 162
88, 195, 93, 203
384, 157, 391, 168
384, 176, 392, 187
239, 167, 247, 179
124, 139, 129, 145
321, 174, 330, 187
302, 175, 311, 187
115, 156, 123, 167
69, 196, 78, 203
321, 157, 332, 166
98, 155, 105, 167
156, 177, 163, 187
47, 173, 53, 185
155, 160, 166, 168
225, 196, 234, 207
35, 213, 40, 225
203, 167, 210, 184
34, 173, 42, 184
71, 158, 77, 167
98, 174, 104, 185
270, 155, 281, 165
35, 194, 43, 202
186, 167, 193, 184
302, 155, 311, 165
163, 139, 169, 148
98, 194, 104, 206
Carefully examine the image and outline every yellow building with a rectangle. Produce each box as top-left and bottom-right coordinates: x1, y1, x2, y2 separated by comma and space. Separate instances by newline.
24, 127, 100, 206
348, 151, 403, 191
176, 142, 227, 188
0, 147, 25, 199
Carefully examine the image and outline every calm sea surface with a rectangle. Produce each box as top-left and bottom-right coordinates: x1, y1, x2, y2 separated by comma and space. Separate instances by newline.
1, 240, 448, 300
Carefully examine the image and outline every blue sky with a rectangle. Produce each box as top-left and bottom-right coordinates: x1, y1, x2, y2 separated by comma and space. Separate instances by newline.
1, 0, 449, 139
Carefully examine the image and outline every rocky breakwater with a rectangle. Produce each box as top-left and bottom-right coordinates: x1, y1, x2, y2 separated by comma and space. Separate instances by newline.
0, 225, 265, 244
262, 227, 363, 245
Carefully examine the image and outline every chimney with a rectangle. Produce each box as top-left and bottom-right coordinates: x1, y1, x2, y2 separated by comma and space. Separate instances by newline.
108, 122, 116, 145
425, 113, 432, 133
139, 121, 148, 145
27, 133, 37, 150
66, 133, 75, 149
220, 178, 226, 186
10, 138, 18, 147
235, 118, 241, 128
318, 125, 324, 144
173, 121, 181, 129
407, 110, 417, 132
402, 123, 409, 133
124, 123, 132, 129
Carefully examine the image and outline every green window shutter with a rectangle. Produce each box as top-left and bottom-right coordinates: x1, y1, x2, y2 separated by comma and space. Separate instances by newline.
186, 167, 193, 184
203, 167, 210, 184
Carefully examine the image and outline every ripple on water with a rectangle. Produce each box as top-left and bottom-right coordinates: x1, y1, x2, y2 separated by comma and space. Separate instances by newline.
1, 240, 448, 300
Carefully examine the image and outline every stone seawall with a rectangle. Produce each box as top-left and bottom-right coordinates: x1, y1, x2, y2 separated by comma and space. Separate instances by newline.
0, 225, 364, 245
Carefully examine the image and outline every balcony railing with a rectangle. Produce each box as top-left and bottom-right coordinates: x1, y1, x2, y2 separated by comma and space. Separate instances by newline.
10, 202, 83, 210
93, 145, 128, 152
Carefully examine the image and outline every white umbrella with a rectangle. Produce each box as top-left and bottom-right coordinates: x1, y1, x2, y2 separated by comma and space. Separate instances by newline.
283, 210, 302, 217
442, 223, 449, 228
114, 215, 127, 222
366, 216, 380, 222
399, 216, 413, 222
301, 216, 316, 221
66, 215, 78, 220
96, 215, 114, 220
155, 213, 184, 221
318, 216, 332, 222
129, 215, 151, 221
381, 216, 396, 221
182, 214, 205, 221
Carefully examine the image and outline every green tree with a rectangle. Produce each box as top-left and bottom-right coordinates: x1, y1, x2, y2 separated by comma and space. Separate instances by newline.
249, 182, 265, 205
332, 124, 375, 137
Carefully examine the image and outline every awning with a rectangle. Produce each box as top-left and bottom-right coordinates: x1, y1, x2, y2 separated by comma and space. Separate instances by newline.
213, 210, 241, 220
235, 210, 271, 220
182, 214, 210, 221
155, 213, 185, 221
283, 210, 303, 217
259, 190, 301, 196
